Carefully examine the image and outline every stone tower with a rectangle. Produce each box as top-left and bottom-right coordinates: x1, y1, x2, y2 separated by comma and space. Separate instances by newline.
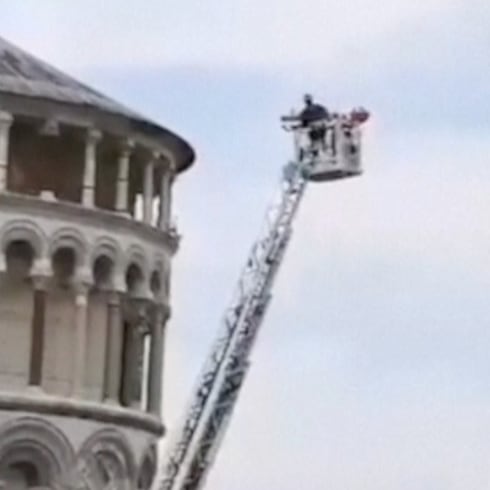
0, 37, 194, 489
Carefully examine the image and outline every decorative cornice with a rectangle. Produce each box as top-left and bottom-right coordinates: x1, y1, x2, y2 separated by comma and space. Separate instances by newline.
0, 191, 180, 254
0, 392, 165, 436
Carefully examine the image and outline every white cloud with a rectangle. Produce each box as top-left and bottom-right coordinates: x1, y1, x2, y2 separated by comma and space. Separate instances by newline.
2, 0, 478, 71
298, 128, 490, 274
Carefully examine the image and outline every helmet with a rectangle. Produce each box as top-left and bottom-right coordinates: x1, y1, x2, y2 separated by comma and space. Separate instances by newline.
303, 93, 313, 104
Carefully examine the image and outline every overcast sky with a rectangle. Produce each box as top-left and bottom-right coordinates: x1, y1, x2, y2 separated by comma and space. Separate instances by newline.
4, 2, 490, 489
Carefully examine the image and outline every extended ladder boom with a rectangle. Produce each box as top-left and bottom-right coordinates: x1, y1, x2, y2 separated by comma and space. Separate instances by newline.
158, 158, 308, 490
157, 107, 368, 490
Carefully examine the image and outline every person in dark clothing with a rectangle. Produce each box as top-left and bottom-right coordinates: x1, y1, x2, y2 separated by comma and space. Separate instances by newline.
298, 94, 330, 152
299, 94, 329, 126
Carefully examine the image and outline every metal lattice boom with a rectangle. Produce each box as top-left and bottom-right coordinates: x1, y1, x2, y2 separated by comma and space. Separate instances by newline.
157, 109, 368, 490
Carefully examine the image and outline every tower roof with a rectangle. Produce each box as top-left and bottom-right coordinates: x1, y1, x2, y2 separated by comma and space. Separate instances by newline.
0, 36, 195, 169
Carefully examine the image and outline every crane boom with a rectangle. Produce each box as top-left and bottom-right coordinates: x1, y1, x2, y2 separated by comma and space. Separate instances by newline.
157, 107, 369, 490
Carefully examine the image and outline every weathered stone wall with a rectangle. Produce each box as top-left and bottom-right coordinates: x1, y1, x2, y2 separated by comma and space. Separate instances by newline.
0, 281, 111, 399
0, 278, 31, 390
43, 289, 76, 396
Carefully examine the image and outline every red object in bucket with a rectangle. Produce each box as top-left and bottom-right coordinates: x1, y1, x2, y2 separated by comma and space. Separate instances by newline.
350, 107, 370, 124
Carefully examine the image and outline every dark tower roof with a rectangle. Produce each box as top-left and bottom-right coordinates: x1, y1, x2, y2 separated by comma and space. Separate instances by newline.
0, 36, 195, 170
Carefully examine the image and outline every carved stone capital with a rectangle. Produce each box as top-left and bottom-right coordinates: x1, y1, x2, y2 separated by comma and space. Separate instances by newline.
124, 296, 149, 325
107, 290, 122, 307
31, 274, 50, 291
160, 155, 177, 174
153, 301, 171, 324
85, 127, 102, 145
112, 273, 127, 294
30, 257, 52, 278
74, 282, 91, 304
119, 137, 135, 156
151, 149, 161, 162
0, 111, 13, 129
73, 267, 93, 291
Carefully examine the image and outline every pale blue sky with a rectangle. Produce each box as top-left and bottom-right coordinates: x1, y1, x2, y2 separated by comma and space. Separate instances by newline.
4, 2, 490, 489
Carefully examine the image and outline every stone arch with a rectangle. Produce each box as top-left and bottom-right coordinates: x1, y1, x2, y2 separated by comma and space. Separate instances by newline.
137, 443, 157, 490
92, 237, 122, 265
49, 227, 88, 285
77, 428, 136, 489
49, 226, 88, 266
125, 244, 149, 297
150, 256, 165, 299
151, 254, 167, 276
0, 416, 75, 486
0, 219, 46, 259
4, 240, 35, 282
124, 244, 149, 278
91, 237, 123, 290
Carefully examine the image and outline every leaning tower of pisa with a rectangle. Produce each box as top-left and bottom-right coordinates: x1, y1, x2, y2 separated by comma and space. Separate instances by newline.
0, 37, 194, 489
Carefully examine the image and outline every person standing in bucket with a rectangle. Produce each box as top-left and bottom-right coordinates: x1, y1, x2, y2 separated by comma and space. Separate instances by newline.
298, 94, 330, 154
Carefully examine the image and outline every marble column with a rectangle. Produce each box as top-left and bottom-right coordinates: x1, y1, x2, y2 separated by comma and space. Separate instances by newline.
133, 317, 148, 409
115, 139, 134, 213
82, 128, 102, 207
72, 282, 90, 396
147, 304, 170, 416
0, 111, 13, 192
143, 155, 156, 224
103, 291, 124, 403
158, 159, 175, 231
122, 299, 148, 408
28, 275, 49, 387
